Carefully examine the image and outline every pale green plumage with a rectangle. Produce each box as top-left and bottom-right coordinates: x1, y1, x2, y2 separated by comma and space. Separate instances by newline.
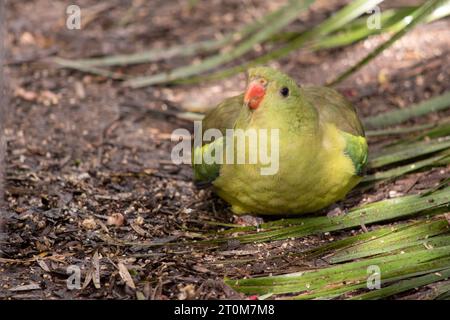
194, 66, 368, 215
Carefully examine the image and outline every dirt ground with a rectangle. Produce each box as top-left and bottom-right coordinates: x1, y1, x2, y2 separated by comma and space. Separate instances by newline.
1, 0, 450, 299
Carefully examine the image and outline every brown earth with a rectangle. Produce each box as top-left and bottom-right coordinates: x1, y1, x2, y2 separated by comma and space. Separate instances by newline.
1, 0, 449, 299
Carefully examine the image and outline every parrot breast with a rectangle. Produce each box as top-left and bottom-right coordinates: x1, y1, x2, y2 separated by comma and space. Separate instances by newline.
212, 123, 360, 215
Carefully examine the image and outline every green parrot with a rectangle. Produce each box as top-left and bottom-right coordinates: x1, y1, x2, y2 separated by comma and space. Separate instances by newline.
193, 66, 368, 215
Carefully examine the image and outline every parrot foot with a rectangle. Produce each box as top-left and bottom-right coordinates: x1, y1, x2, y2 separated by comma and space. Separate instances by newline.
326, 204, 346, 217
233, 215, 264, 227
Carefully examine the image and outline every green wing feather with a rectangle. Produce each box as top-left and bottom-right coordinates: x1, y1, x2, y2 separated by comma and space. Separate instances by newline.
302, 86, 365, 136
303, 86, 368, 176
193, 94, 244, 182
202, 94, 244, 135
193, 137, 224, 182
341, 132, 368, 176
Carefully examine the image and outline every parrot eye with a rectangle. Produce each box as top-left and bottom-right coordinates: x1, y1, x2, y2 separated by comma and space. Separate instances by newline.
280, 87, 289, 98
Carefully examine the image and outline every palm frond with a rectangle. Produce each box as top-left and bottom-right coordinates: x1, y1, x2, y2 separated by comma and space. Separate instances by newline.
185, 0, 385, 84
124, 0, 315, 88
328, 0, 449, 86
363, 90, 450, 129
225, 246, 450, 297
212, 187, 450, 244
369, 137, 450, 169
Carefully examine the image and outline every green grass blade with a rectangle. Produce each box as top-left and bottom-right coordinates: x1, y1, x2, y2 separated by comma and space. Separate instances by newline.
301, 225, 395, 260
432, 281, 450, 299
82, 3, 450, 69
363, 90, 450, 129
185, 0, 384, 84
54, 0, 295, 68
59, 40, 227, 67
52, 57, 128, 79
294, 261, 450, 300
369, 137, 450, 168
124, 0, 314, 88
328, 219, 450, 263
405, 121, 450, 142
364, 150, 450, 182
350, 268, 450, 300
276, 4, 449, 49
365, 123, 436, 137
173, 0, 449, 84
311, 7, 416, 50
373, 121, 450, 153
225, 246, 450, 295
328, 0, 448, 86
219, 187, 450, 244
302, 218, 450, 261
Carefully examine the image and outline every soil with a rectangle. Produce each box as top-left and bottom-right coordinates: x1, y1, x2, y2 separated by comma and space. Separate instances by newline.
1, 0, 449, 299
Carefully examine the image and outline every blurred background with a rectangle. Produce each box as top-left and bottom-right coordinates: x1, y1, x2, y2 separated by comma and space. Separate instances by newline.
1, 0, 450, 300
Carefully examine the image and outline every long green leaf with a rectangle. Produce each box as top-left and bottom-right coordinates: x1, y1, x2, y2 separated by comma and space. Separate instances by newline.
52, 58, 128, 80
301, 225, 396, 260
226, 246, 450, 295
350, 268, 450, 300
311, 7, 417, 50
328, 219, 450, 263
328, 0, 448, 86
363, 90, 450, 129
364, 151, 450, 182
54, 1, 296, 67
369, 137, 450, 168
57, 40, 225, 67
365, 123, 436, 137
217, 187, 450, 244
124, 0, 314, 88
185, 0, 385, 84
276, 4, 450, 49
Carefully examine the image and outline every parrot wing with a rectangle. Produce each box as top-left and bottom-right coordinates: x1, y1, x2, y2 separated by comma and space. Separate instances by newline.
302, 86, 365, 136
341, 131, 368, 176
303, 86, 368, 176
202, 94, 244, 136
193, 94, 244, 182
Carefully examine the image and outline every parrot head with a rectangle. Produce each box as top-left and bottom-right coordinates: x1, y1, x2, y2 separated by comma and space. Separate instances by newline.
244, 66, 301, 112
242, 66, 318, 132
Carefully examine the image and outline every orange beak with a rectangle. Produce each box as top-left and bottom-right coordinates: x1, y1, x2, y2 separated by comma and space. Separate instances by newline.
244, 80, 266, 110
